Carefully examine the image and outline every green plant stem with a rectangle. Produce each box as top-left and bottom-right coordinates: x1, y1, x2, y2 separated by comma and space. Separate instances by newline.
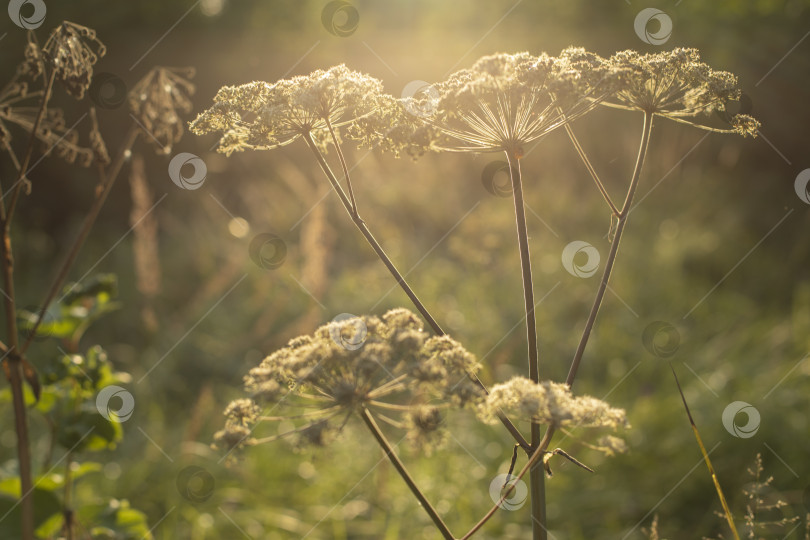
503, 150, 545, 540
561, 123, 619, 216
359, 407, 455, 540
302, 132, 531, 452
461, 429, 555, 540
464, 113, 654, 540
324, 117, 358, 214
63, 453, 74, 540
565, 111, 653, 388
20, 124, 140, 354
302, 132, 443, 333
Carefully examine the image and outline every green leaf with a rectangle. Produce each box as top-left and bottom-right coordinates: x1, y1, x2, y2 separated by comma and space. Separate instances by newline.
79, 500, 153, 540
0, 485, 62, 539
17, 274, 120, 343
31, 462, 103, 491
54, 406, 123, 452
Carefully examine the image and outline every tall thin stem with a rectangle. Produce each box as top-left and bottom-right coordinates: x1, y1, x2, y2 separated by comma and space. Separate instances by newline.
566, 111, 653, 388
324, 117, 358, 214
302, 132, 531, 452
20, 125, 140, 353
561, 123, 619, 216
6, 69, 57, 223
504, 150, 545, 540
461, 429, 555, 540
359, 407, 455, 540
464, 113, 655, 540
0, 69, 57, 540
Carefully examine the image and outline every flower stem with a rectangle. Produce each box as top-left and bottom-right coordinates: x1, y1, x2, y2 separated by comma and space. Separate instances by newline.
20, 124, 140, 354
359, 407, 455, 540
503, 150, 545, 540
324, 117, 358, 214
302, 132, 444, 333
561, 122, 619, 216
0, 68, 57, 540
6, 69, 57, 223
565, 111, 653, 388
460, 429, 555, 540
302, 132, 531, 451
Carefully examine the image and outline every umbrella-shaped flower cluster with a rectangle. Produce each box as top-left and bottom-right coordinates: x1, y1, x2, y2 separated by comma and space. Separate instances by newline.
214, 308, 483, 454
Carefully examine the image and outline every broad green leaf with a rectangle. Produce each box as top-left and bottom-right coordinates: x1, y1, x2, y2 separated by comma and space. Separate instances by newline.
79, 499, 153, 540
55, 406, 123, 452
0, 488, 62, 538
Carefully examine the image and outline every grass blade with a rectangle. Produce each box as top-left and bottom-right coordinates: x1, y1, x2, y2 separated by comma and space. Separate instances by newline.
670, 363, 740, 540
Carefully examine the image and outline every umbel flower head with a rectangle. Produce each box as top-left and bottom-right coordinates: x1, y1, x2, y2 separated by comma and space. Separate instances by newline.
128, 67, 196, 154
478, 377, 629, 430
42, 21, 106, 99
604, 48, 760, 136
213, 308, 484, 454
0, 31, 101, 166
348, 92, 441, 159
0, 83, 95, 166
401, 48, 620, 158
190, 65, 383, 155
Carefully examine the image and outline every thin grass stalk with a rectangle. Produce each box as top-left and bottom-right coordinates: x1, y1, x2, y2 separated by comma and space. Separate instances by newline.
670, 364, 740, 540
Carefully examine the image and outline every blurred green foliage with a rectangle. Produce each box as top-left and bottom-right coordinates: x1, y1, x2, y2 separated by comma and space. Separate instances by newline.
1, 0, 808, 538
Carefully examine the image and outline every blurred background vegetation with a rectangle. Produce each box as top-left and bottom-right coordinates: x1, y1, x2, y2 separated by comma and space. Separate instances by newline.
1, 0, 809, 538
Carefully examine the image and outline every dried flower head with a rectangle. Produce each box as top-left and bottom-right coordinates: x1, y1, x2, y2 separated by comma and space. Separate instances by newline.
19, 33, 45, 80
404, 405, 446, 454
348, 93, 441, 159
190, 65, 383, 156
605, 48, 760, 136
129, 67, 196, 154
407, 49, 617, 158
0, 82, 94, 166
478, 377, 628, 430
594, 434, 628, 457
214, 308, 484, 453
42, 21, 106, 99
